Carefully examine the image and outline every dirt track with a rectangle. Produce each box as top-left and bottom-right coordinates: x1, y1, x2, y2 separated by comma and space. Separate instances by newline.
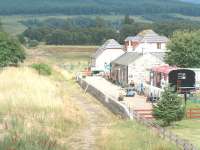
66, 84, 116, 150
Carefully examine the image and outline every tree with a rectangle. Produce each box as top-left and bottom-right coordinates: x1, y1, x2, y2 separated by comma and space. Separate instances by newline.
153, 21, 200, 37
153, 87, 185, 126
166, 30, 200, 68
0, 20, 2, 27
123, 15, 134, 25
0, 32, 25, 67
95, 17, 107, 28
17, 34, 26, 44
119, 23, 152, 43
28, 40, 39, 47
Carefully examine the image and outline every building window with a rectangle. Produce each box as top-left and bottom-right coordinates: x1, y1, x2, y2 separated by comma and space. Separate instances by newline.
157, 43, 161, 49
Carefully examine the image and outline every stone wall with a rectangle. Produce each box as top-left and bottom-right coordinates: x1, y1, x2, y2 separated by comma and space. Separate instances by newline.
77, 76, 132, 119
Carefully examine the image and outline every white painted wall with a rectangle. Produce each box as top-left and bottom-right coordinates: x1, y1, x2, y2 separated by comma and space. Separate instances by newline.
127, 53, 165, 83
127, 42, 167, 53
94, 49, 125, 72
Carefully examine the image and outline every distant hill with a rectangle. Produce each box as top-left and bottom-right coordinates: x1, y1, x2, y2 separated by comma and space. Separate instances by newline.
0, 0, 200, 16
180, 0, 200, 4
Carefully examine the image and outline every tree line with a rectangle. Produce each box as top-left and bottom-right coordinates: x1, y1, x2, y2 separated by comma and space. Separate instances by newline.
1, 0, 200, 17
21, 16, 200, 45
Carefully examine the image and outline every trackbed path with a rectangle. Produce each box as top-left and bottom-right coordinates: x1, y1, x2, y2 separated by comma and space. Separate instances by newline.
66, 84, 116, 150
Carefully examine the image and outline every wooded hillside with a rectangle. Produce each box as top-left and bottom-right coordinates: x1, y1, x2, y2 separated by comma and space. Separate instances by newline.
0, 0, 200, 16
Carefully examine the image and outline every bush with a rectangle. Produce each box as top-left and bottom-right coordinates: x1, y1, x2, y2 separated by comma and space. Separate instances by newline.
153, 87, 185, 126
17, 34, 26, 44
31, 63, 52, 76
28, 40, 39, 47
0, 32, 25, 67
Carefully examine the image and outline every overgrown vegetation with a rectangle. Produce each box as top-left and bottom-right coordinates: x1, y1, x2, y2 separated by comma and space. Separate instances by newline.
0, 67, 82, 150
31, 63, 52, 76
0, 32, 25, 67
153, 87, 185, 126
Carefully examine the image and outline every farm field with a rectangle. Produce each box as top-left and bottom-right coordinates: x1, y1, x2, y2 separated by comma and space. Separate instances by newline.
0, 45, 179, 149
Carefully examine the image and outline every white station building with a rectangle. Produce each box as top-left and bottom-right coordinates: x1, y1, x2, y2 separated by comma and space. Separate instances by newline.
91, 39, 125, 73
124, 30, 169, 53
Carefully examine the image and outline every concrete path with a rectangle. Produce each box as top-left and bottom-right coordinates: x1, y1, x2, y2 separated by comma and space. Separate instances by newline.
85, 76, 121, 99
85, 76, 153, 110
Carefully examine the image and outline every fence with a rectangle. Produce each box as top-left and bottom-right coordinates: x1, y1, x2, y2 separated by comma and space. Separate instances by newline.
135, 82, 163, 98
77, 75, 198, 150
132, 110, 199, 150
134, 109, 154, 119
187, 108, 200, 119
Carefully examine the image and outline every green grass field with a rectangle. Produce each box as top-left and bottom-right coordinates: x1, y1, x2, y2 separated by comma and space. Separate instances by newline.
169, 101, 200, 149
175, 14, 200, 22
97, 120, 178, 150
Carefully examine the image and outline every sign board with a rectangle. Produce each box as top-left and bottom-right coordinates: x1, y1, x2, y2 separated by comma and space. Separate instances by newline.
104, 63, 111, 72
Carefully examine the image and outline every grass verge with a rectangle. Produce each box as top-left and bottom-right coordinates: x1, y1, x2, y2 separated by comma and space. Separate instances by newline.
97, 120, 178, 150
168, 101, 200, 149
0, 67, 83, 150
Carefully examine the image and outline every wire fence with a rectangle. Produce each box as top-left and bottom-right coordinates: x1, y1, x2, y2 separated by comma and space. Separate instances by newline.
132, 111, 199, 150
77, 75, 199, 150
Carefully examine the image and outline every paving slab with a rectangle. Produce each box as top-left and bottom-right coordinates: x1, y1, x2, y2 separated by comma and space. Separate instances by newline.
85, 76, 153, 111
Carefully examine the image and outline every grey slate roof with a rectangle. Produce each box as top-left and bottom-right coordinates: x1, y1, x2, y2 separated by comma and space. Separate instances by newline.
92, 39, 123, 58
112, 52, 165, 66
125, 35, 143, 42
125, 30, 169, 43
111, 52, 142, 66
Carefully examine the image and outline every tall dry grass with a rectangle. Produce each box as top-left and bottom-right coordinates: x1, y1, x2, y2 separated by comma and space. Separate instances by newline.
0, 67, 82, 150
0, 67, 62, 109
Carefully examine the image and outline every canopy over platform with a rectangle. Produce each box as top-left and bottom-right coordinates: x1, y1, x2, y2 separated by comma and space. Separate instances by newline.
152, 64, 177, 74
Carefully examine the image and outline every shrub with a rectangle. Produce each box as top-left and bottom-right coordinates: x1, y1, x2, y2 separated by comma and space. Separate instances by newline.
17, 34, 26, 44
28, 39, 39, 47
31, 63, 52, 76
153, 87, 185, 126
0, 32, 25, 67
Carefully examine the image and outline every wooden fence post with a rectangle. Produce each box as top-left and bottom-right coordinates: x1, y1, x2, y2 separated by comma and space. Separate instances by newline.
190, 109, 192, 119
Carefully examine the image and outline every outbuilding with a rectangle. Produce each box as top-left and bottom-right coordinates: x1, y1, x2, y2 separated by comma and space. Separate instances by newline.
91, 39, 125, 74
111, 52, 165, 86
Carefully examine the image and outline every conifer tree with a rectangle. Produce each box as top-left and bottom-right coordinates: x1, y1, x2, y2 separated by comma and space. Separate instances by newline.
153, 87, 185, 126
